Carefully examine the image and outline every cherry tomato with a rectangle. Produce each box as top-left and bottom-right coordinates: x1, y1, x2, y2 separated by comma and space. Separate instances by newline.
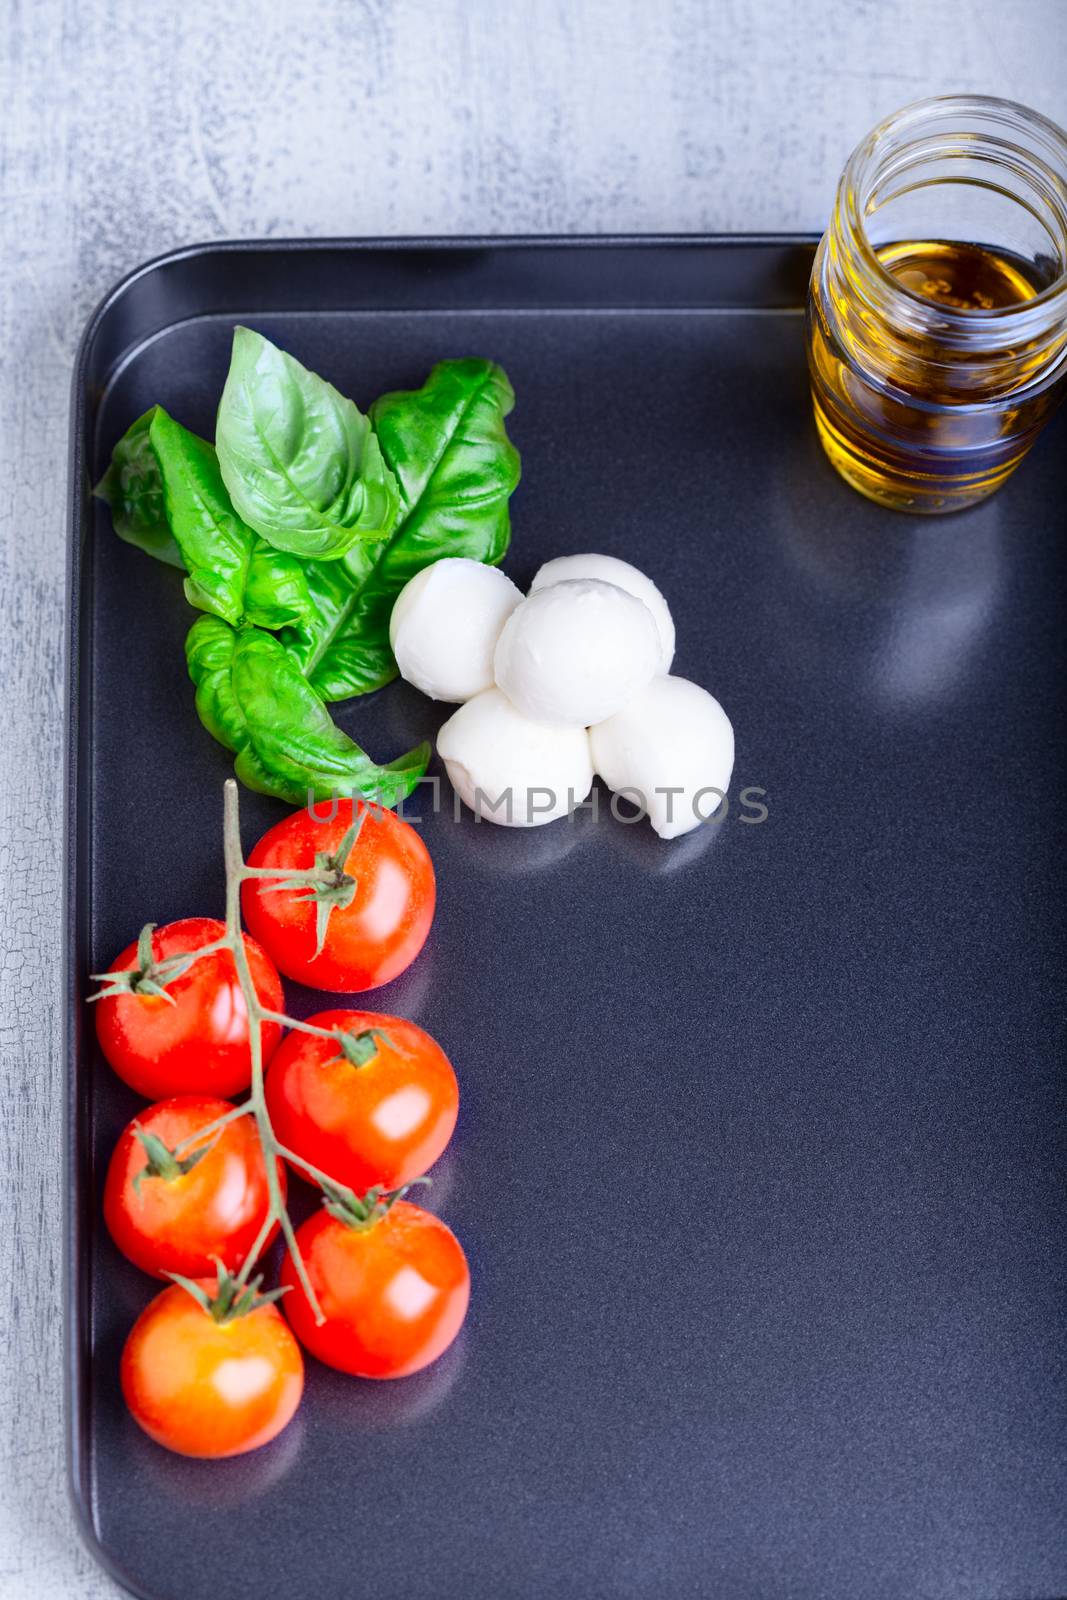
265, 1010, 458, 1193
241, 802, 435, 993
281, 1201, 469, 1378
94, 917, 284, 1098
121, 1282, 304, 1458
104, 1096, 284, 1280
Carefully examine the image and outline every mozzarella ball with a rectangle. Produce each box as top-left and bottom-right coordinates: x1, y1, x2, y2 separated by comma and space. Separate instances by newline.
589, 675, 735, 841
389, 558, 522, 703
494, 580, 660, 728
437, 689, 593, 827
530, 553, 675, 672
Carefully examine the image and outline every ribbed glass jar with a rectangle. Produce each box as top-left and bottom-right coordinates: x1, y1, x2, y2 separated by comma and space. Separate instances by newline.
806, 95, 1067, 514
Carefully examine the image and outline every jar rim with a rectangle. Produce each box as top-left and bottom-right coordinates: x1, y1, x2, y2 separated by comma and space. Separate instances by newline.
839, 94, 1067, 334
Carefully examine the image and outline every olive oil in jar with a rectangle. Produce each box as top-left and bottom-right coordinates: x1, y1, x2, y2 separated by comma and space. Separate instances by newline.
877, 239, 1039, 312
806, 99, 1067, 515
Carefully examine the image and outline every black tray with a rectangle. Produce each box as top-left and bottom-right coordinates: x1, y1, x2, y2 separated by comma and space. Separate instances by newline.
66, 238, 1067, 1600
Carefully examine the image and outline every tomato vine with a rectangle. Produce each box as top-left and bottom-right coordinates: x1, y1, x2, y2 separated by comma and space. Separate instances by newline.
90, 778, 410, 1325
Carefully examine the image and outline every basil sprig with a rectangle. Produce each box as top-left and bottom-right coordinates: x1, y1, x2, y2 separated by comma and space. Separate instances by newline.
93, 331, 520, 806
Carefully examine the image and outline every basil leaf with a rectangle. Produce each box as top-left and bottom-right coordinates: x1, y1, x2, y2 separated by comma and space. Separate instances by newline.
186, 615, 429, 806
280, 548, 398, 699
216, 327, 400, 561
372, 357, 520, 542
149, 408, 313, 629
243, 541, 315, 630
93, 408, 184, 569
187, 612, 247, 752
281, 358, 520, 701
150, 408, 252, 624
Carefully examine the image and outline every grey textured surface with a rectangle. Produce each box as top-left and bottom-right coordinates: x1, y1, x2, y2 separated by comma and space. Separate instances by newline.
2, 3, 1065, 1597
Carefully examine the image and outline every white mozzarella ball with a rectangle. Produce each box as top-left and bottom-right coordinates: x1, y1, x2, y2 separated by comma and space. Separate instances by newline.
389, 558, 523, 703
437, 688, 593, 827
589, 675, 735, 841
494, 579, 660, 728
530, 553, 675, 672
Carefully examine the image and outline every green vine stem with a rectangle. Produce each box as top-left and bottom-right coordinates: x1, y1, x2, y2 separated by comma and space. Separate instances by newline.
170, 1098, 253, 1156
91, 778, 386, 1325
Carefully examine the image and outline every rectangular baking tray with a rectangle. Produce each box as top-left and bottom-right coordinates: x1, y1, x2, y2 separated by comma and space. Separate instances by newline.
66, 237, 1067, 1600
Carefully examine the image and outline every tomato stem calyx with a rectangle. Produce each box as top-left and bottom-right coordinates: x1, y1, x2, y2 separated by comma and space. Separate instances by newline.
89, 921, 206, 1005
334, 1026, 398, 1069
321, 1175, 430, 1232
132, 1127, 213, 1195
260, 810, 366, 959
169, 1260, 290, 1324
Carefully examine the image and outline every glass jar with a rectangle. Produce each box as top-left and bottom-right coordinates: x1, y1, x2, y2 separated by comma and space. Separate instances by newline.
806, 95, 1067, 514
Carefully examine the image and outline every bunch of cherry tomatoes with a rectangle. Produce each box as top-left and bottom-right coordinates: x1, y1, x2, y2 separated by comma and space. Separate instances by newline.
93, 798, 469, 1460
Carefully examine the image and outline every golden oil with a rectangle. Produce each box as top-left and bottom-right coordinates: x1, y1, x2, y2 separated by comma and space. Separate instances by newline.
806, 99, 1067, 515
876, 240, 1038, 311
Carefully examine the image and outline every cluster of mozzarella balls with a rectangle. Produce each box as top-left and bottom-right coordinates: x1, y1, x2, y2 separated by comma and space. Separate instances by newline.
388, 554, 734, 839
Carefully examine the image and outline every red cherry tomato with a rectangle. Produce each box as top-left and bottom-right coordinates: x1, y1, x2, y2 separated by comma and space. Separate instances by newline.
265, 1010, 458, 1193
104, 1096, 283, 1280
94, 918, 284, 1098
241, 802, 435, 993
121, 1283, 304, 1458
281, 1201, 469, 1379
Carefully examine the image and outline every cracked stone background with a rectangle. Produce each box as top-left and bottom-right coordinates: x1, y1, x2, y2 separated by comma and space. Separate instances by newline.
0, 1, 1063, 1594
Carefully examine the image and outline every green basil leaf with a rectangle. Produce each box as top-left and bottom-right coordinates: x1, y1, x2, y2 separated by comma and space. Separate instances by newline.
215, 327, 400, 561
281, 358, 520, 701
243, 540, 315, 630
149, 408, 313, 629
150, 408, 253, 624
186, 612, 248, 751
280, 548, 399, 699
372, 357, 520, 541
186, 615, 429, 806
93, 408, 185, 569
